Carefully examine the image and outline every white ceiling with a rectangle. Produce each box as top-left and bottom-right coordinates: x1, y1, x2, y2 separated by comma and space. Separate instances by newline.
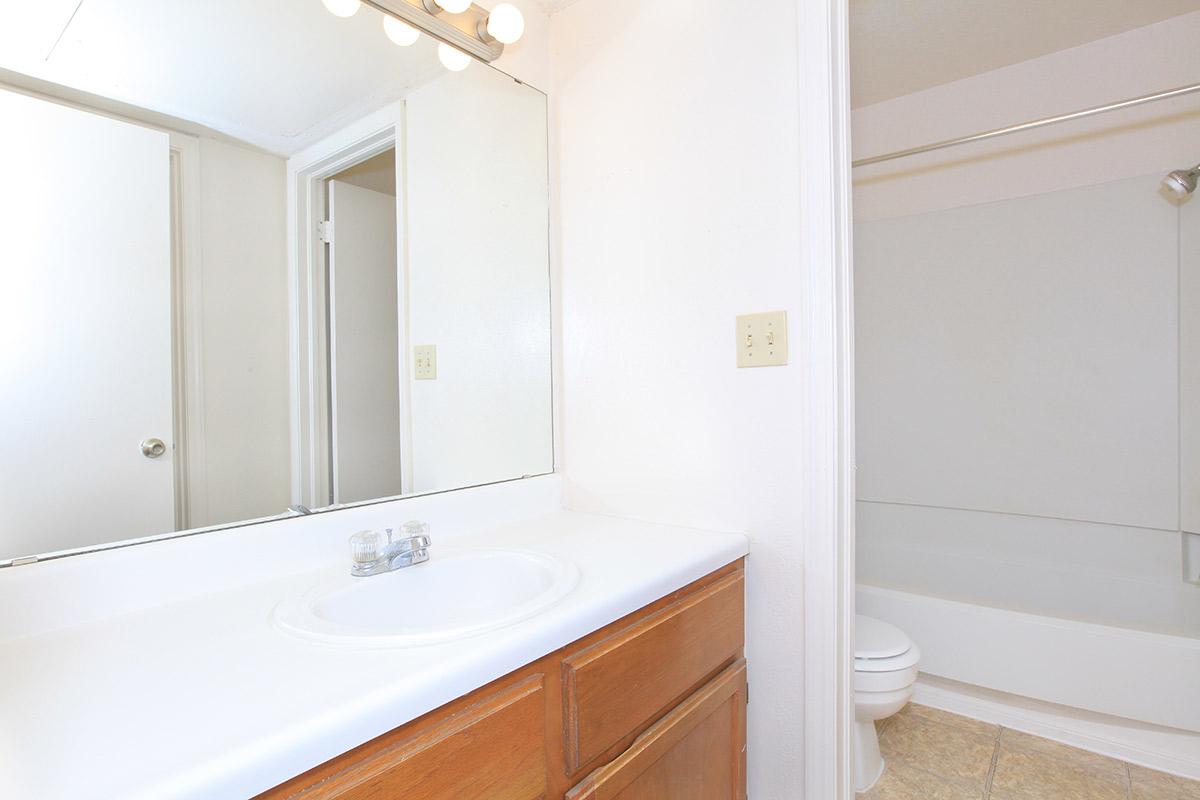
538, 0, 586, 13
0, 0, 448, 155
850, 0, 1200, 107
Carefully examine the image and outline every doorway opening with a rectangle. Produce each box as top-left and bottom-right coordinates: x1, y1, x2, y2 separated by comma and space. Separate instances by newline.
321, 146, 406, 507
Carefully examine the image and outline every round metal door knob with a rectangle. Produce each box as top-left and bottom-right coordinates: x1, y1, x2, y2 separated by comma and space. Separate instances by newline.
141, 438, 167, 458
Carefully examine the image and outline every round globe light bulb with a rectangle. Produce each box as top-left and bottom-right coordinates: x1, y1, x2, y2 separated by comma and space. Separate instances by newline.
382, 15, 419, 46
437, 42, 472, 72
321, 0, 361, 18
434, 0, 472, 13
485, 3, 524, 44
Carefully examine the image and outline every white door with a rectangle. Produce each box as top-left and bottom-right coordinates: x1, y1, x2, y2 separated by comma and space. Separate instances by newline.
328, 179, 403, 504
0, 88, 174, 558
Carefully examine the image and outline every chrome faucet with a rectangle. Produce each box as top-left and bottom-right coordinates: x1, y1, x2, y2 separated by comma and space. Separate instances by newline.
349, 521, 431, 577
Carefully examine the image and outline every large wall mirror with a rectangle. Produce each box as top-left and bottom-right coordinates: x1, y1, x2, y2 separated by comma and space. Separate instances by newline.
0, 1, 552, 566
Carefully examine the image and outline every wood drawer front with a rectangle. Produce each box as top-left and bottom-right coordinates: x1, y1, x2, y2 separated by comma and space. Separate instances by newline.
566, 660, 748, 800
265, 675, 547, 800
562, 569, 745, 772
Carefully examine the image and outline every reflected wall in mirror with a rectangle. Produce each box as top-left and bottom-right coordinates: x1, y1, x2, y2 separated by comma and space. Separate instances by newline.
0, 0, 552, 565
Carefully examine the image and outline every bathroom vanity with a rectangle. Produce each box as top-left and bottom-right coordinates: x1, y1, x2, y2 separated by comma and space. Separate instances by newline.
260, 560, 746, 800
0, 477, 748, 799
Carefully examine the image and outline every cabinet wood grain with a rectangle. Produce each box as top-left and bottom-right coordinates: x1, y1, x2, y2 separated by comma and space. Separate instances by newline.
565, 660, 747, 800
261, 675, 546, 800
561, 569, 745, 772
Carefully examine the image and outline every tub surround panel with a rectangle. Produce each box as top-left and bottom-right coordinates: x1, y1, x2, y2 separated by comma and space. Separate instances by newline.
856, 174, 1179, 533
1183, 197, 1200, 535
857, 502, 1200, 637
0, 480, 748, 800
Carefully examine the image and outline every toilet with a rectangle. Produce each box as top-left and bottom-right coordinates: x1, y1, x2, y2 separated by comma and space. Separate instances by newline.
854, 614, 920, 792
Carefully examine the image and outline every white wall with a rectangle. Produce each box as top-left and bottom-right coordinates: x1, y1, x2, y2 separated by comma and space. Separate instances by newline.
194, 137, 292, 527
405, 66, 553, 494
551, 0, 806, 795
853, 14, 1200, 636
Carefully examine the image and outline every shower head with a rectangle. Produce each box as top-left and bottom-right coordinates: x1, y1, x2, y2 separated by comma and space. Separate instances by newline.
1163, 164, 1200, 198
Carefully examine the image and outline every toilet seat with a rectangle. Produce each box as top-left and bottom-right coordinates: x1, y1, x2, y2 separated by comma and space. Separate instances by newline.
855, 615, 919, 674
854, 615, 920, 693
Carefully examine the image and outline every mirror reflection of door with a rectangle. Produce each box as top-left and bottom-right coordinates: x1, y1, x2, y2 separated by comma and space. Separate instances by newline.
1, 88, 176, 555
325, 149, 403, 506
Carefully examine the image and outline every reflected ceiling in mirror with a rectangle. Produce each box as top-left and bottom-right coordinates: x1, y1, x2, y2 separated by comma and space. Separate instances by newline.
1, 0, 451, 155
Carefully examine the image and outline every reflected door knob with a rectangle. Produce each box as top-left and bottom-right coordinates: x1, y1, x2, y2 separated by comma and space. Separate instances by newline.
141, 438, 167, 458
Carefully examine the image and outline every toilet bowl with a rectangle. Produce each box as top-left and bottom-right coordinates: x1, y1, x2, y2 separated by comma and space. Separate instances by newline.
854, 614, 920, 792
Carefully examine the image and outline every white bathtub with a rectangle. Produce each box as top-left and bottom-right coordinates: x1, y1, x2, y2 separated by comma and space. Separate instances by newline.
857, 584, 1200, 734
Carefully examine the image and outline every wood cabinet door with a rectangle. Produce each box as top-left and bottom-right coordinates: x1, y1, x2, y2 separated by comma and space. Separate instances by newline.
562, 568, 745, 773
566, 661, 747, 800
259, 675, 547, 800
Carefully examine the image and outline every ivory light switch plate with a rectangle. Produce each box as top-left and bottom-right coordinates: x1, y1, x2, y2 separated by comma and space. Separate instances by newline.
737, 311, 788, 367
414, 345, 437, 380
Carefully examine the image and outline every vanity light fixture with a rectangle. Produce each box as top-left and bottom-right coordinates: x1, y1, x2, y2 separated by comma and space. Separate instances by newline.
383, 15, 421, 46
428, 0, 473, 13
321, 0, 363, 18
320, 1, 520, 63
481, 3, 524, 45
438, 42, 472, 71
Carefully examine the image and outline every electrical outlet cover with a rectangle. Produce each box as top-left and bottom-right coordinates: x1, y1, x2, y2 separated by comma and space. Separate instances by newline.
414, 345, 437, 380
736, 311, 788, 368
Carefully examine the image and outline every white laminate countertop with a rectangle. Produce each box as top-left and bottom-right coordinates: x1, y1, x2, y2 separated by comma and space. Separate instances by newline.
0, 493, 747, 800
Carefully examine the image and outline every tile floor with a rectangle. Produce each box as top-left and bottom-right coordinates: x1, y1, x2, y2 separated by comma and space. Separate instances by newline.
858, 704, 1200, 800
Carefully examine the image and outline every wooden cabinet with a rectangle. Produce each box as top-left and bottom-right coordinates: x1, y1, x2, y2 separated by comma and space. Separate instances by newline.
566, 661, 747, 800
258, 560, 745, 800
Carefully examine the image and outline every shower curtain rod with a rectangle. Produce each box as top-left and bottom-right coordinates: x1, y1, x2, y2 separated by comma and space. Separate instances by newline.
852, 81, 1200, 168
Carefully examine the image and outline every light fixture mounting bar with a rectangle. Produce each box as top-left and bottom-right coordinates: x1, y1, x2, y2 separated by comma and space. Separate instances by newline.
362, 0, 503, 62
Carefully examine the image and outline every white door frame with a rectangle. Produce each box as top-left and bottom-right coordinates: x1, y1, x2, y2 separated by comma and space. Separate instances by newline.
168, 132, 207, 531
797, 1, 856, 798
286, 104, 412, 509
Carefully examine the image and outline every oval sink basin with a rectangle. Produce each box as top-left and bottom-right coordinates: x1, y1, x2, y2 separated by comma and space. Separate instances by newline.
273, 548, 579, 648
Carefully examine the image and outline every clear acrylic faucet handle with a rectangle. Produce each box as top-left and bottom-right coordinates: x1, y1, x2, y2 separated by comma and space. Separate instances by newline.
400, 520, 429, 537
349, 530, 385, 566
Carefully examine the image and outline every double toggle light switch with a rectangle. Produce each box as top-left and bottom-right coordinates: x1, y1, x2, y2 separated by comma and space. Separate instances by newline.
736, 311, 788, 368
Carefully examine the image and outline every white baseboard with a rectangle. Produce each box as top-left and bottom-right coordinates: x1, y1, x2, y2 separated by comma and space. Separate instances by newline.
912, 675, 1200, 780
